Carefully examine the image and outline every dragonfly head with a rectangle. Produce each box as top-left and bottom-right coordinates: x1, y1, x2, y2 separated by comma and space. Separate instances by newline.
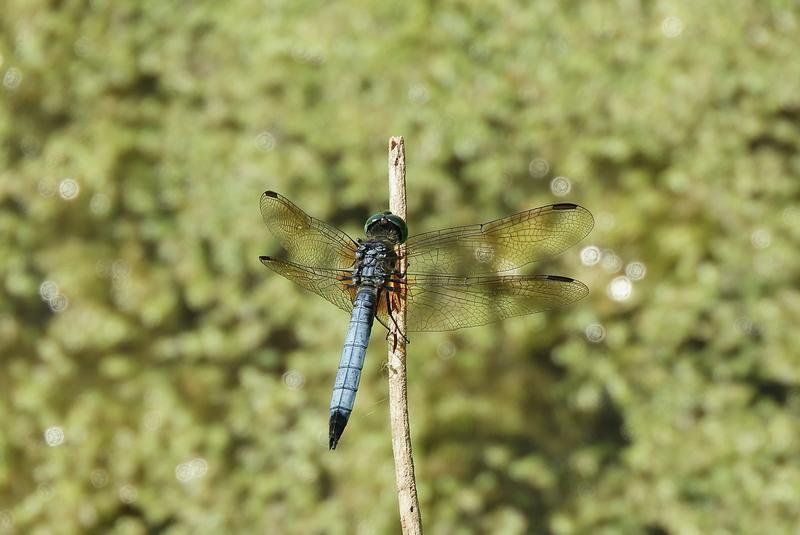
364, 211, 408, 244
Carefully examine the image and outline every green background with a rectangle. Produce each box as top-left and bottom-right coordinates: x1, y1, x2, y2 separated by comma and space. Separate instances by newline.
2, 0, 799, 533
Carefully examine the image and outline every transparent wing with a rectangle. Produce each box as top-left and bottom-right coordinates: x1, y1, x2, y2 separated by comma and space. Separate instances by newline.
260, 191, 358, 269
259, 256, 355, 313
377, 273, 588, 332
405, 203, 593, 275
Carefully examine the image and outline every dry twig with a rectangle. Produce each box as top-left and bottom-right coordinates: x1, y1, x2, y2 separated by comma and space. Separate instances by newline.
387, 136, 422, 533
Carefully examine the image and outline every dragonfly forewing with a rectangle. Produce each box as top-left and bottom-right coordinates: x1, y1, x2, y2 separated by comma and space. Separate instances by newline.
260, 191, 358, 270
404, 203, 593, 276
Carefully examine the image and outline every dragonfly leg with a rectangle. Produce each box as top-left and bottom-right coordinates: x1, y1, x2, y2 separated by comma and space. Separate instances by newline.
384, 288, 410, 347
383, 290, 398, 351
385, 267, 408, 288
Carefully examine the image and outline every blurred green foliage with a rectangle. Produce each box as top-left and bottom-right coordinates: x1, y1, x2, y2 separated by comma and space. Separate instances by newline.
2, 0, 800, 533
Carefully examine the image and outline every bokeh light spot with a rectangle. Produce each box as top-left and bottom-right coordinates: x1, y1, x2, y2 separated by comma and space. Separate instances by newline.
49, 294, 69, 313
112, 260, 131, 279
90, 193, 111, 215
550, 176, 571, 196
175, 463, 193, 482
661, 16, 684, 37
408, 84, 429, 103
0, 511, 13, 530
437, 341, 456, 360
38, 178, 56, 197
750, 229, 771, 249
585, 323, 606, 343
74, 37, 91, 57
44, 426, 65, 446
782, 206, 800, 226
39, 280, 59, 300
90, 469, 109, 488
528, 158, 549, 178
625, 261, 646, 280
580, 246, 601, 266
59, 178, 80, 200
601, 250, 622, 273
607, 276, 632, 301
176, 458, 208, 483
596, 212, 615, 230
190, 458, 208, 477
282, 370, 305, 390
255, 131, 276, 151
118, 484, 138, 504
3, 67, 22, 90
142, 410, 162, 431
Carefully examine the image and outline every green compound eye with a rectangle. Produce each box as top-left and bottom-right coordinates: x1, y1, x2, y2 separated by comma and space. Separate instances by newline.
364, 211, 408, 243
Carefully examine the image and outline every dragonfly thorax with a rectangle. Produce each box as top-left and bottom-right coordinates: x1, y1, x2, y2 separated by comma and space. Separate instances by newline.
351, 240, 399, 287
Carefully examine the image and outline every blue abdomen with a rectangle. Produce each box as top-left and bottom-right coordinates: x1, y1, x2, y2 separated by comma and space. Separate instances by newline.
328, 285, 378, 449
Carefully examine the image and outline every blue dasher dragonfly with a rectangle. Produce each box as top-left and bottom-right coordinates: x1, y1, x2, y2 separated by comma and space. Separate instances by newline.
259, 191, 593, 449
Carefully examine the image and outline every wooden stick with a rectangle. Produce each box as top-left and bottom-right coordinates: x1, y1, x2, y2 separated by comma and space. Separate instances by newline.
387, 136, 423, 533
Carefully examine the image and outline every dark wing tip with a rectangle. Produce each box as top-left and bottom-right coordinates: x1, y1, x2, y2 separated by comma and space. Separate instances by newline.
546, 275, 576, 282
259, 255, 272, 264
263, 190, 279, 198
552, 203, 595, 236
551, 203, 579, 211
542, 275, 590, 302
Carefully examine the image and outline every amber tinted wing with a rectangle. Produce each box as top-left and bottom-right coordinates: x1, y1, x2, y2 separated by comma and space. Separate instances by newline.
259, 256, 355, 314
377, 273, 588, 332
404, 203, 593, 275
260, 191, 358, 270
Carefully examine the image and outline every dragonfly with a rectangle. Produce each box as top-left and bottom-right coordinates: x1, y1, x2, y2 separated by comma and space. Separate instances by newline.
259, 191, 593, 449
